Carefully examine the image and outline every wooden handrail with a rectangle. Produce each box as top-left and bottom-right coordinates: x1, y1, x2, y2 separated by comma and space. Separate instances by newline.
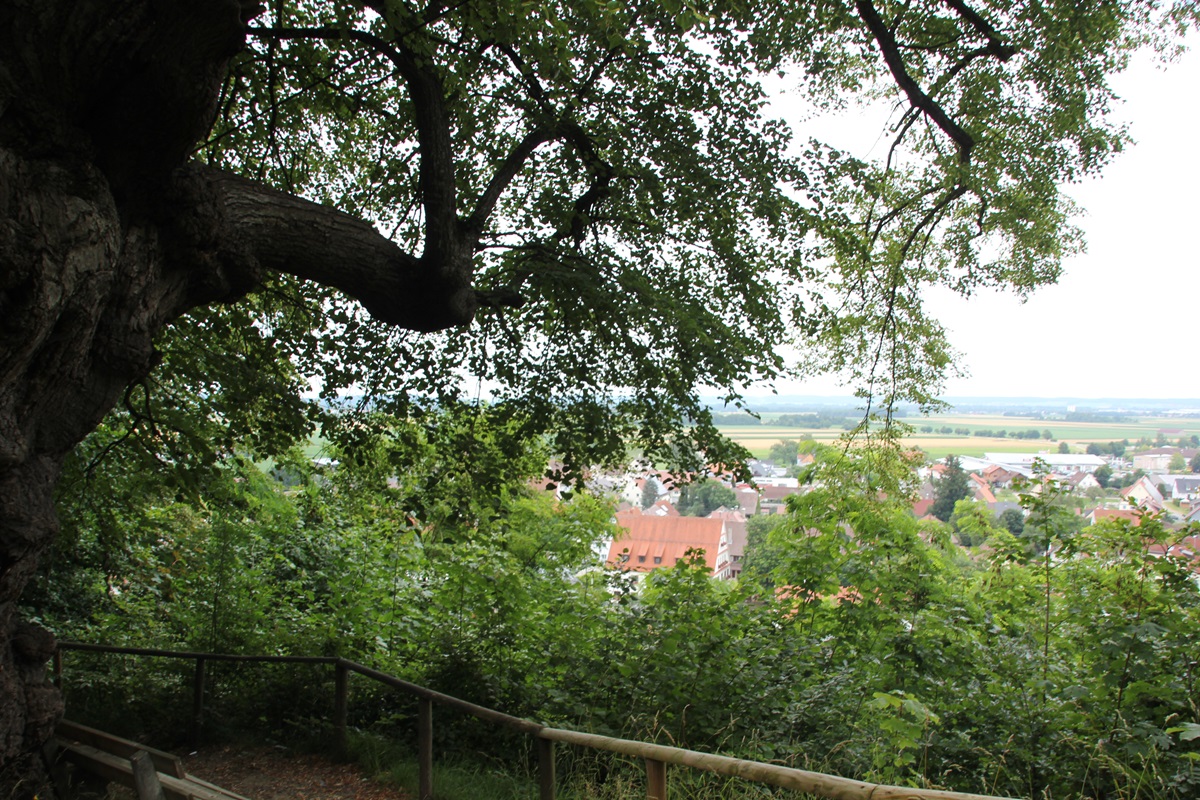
55, 642, 1020, 800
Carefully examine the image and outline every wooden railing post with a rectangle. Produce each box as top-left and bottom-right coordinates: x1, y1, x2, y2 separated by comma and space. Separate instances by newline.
130, 749, 166, 800
537, 736, 555, 800
333, 661, 348, 758
191, 658, 206, 747
418, 697, 433, 800
53, 649, 63, 687
646, 757, 667, 800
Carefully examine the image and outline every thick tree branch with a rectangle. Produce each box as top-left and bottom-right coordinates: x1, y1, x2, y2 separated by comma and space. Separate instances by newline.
252, 25, 459, 262
855, 0, 975, 164
464, 126, 558, 235
186, 164, 476, 331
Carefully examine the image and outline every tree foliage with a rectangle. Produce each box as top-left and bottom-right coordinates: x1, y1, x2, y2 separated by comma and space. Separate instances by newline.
930, 455, 970, 522
640, 477, 662, 510
99, 0, 1197, 473
677, 479, 738, 517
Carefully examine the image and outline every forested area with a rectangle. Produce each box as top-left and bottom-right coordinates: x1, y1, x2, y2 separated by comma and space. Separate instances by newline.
4, 0, 1200, 794
23, 404, 1200, 799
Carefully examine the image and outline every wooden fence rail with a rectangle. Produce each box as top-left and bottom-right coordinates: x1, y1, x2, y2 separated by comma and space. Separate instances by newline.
55, 642, 1019, 800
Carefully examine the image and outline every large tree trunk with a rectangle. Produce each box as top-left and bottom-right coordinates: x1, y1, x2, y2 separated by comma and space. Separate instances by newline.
0, 2, 474, 792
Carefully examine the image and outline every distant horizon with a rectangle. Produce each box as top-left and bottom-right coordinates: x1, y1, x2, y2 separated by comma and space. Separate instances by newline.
731, 394, 1200, 401
708, 393, 1200, 411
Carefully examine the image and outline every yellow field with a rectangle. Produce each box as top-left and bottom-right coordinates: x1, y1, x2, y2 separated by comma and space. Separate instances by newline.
721, 414, 1200, 461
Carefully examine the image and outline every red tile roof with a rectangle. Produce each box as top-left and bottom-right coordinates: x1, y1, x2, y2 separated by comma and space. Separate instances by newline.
760, 485, 805, 502
1088, 508, 1142, 526
608, 516, 726, 573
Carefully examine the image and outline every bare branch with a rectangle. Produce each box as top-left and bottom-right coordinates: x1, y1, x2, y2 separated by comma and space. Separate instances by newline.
943, 0, 1017, 61
855, 0, 974, 164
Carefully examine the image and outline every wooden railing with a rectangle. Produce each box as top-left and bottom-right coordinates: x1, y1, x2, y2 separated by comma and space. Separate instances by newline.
56, 642, 1019, 800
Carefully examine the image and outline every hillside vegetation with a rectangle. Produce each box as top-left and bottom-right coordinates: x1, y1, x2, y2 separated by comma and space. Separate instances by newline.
27, 407, 1200, 800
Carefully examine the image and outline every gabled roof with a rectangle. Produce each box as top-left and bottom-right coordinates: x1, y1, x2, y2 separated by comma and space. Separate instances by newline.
709, 507, 748, 556
973, 484, 997, 504
646, 499, 680, 517
1121, 476, 1165, 508
734, 486, 760, 515
1147, 534, 1200, 568
608, 515, 727, 573
1172, 477, 1200, 493
1088, 508, 1142, 527
760, 485, 806, 502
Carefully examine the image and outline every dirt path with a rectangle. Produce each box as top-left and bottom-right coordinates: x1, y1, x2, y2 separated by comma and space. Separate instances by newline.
182, 745, 409, 800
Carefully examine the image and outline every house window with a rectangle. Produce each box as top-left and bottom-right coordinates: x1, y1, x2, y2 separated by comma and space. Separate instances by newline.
637, 555, 646, 563
653, 556, 662, 564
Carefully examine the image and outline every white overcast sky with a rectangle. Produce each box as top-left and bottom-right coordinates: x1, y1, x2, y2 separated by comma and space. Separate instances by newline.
768, 43, 1200, 400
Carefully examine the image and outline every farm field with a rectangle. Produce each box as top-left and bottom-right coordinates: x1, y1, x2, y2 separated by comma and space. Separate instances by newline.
721, 413, 1200, 461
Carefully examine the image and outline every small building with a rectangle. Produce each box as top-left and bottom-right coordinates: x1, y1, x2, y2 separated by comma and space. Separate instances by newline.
981, 452, 1107, 475
1132, 447, 1198, 473
708, 507, 748, 579
1157, 474, 1200, 503
607, 515, 732, 579
1121, 476, 1165, 512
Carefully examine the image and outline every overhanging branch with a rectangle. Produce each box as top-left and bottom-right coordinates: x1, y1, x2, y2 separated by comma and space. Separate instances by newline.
186, 165, 476, 332
855, 0, 975, 164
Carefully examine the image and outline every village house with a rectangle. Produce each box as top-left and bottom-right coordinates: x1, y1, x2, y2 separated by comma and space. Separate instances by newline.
1121, 475, 1165, 512
758, 483, 807, 515
969, 473, 997, 504
707, 506, 748, 579
1132, 447, 1199, 473
1087, 508, 1143, 527
733, 485, 760, 515
1065, 471, 1102, 492
1156, 474, 1200, 503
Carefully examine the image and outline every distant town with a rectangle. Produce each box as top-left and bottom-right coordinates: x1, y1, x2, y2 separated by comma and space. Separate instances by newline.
593, 399, 1200, 584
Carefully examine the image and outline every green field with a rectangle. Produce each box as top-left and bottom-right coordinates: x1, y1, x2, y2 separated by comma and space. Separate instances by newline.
721, 414, 1200, 461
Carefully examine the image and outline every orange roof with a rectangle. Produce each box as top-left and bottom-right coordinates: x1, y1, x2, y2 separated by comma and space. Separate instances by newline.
760, 485, 805, 502
974, 484, 997, 504
1089, 508, 1142, 526
647, 499, 679, 516
608, 516, 726, 573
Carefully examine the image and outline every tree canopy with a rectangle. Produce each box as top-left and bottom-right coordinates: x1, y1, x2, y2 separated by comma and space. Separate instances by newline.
931, 455, 971, 522
677, 479, 738, 517
69, 0, 1195, 478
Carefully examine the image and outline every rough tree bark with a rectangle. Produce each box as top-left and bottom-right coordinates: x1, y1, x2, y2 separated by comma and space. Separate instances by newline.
0, 1, 477, 792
